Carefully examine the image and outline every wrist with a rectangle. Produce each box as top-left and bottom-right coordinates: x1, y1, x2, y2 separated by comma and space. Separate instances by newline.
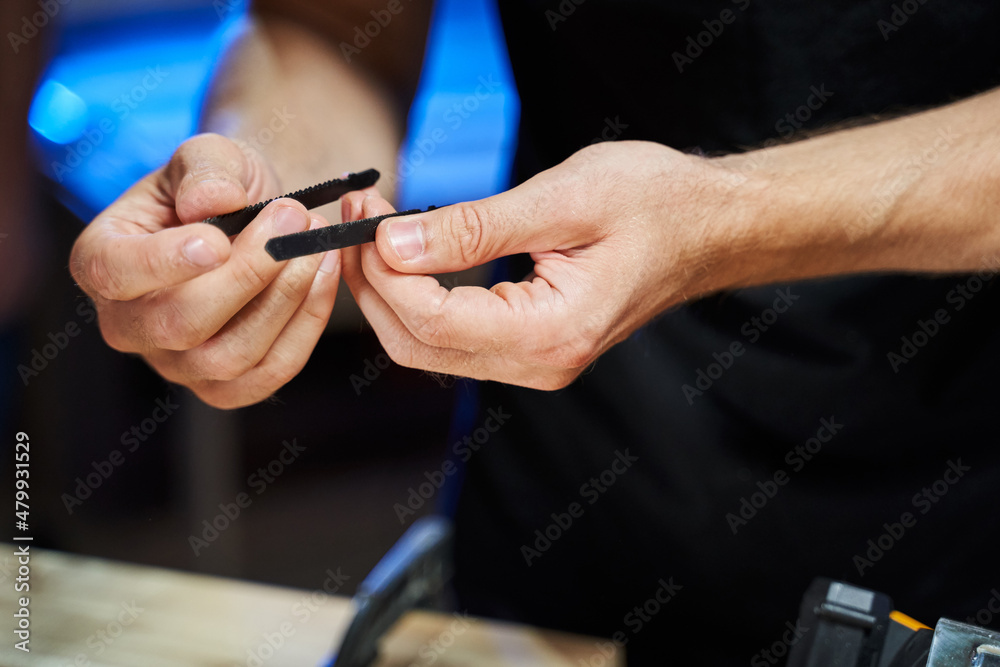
677, 149, 793, 296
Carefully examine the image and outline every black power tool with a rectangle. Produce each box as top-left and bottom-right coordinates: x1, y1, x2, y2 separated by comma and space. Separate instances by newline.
789, 578, 1000, 667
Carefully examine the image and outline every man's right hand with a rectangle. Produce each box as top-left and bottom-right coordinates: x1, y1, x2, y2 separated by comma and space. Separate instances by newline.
70, 133, 343, 409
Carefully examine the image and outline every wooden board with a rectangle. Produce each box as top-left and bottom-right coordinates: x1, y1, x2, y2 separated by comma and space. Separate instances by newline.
0, 546, 620, 667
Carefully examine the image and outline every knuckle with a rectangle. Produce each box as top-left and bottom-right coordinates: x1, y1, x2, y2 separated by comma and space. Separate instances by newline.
270, 268, 309, 305
137, 243, 169, 287
443, 203, 492, 266
143, 352, 202, 389
140, 312, 176, 351
99, 320, 132, 353
410, 311, 450, 348
85, 247, 125, 300
406, 291, 453, 348
416, 315, 462, 352
296, 297, 332, 331
68, 242, 91, 289
171, 133, 251, 202
539, 322, 601, 370
231, 256, 273, 295
194, 340, 258, 383
255, 355, 301, 393
143, 299, 207, 351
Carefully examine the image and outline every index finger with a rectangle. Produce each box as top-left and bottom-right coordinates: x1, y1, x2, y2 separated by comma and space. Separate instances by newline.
72, 211, 232, 302
358, 196, 583, 360
71, 134, 259, 301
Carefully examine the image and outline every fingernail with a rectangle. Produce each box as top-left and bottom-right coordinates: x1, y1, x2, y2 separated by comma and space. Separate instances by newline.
387, 219, 424, 261
183, 237, 219, 267
274, 206, 309, 235
318, 250, 339, 274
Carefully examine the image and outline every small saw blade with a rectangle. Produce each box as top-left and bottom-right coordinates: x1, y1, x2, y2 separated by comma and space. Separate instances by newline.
266, 207, 438, 260
202, 169, 380, 236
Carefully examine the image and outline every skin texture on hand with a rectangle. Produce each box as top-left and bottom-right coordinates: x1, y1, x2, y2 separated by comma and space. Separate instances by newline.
67, 4, 428, 409
70, 133, 343, 408
342, 81, 1000, 392
71, 17, 1000, 404
341, 141, 760, 390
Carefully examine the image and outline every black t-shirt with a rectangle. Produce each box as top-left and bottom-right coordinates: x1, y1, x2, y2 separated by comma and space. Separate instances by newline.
451, 2, 1000, 666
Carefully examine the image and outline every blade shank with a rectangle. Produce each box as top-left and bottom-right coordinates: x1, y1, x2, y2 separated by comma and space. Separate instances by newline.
265, 207, 436, 260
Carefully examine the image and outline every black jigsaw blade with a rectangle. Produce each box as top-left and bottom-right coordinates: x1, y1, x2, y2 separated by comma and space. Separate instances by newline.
203, 168, 380, 236
266, 206, 438, 261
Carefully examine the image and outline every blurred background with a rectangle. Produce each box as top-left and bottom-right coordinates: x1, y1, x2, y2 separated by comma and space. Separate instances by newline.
1, 0, 518, 593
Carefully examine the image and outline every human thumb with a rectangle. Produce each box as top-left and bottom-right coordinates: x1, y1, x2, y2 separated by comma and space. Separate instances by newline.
375, 180, 589, 274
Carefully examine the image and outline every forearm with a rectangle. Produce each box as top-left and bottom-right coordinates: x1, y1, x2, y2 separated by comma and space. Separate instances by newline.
200, 14, 407, 206
717, 87, 1000, 290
